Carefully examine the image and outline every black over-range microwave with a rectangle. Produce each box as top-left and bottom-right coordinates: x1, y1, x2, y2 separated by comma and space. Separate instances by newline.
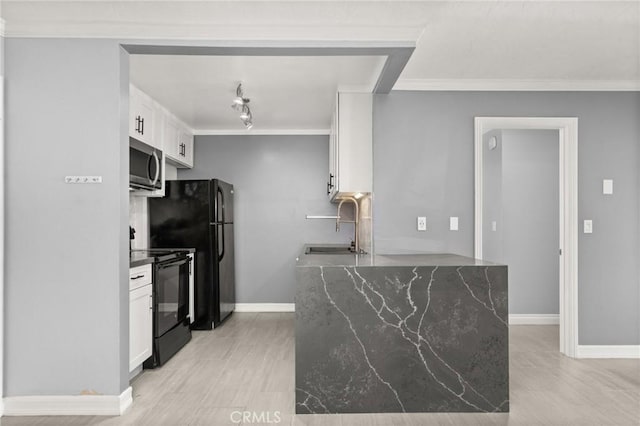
130, 137, 163, 191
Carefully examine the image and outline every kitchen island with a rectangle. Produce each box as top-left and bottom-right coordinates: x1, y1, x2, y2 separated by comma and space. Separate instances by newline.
295, 249, 509, 414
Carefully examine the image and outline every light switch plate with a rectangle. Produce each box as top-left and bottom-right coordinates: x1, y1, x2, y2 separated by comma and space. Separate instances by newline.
492, 221, 497, 232
417, 216, 427, 231
603, 179, 613, 195
584, 219, 593, 234
65, 176, 102, 184
449, 216, 459, 231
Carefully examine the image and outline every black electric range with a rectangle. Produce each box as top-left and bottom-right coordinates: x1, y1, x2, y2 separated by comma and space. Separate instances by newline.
131, 248, 192, 262
131, 249, 192, 368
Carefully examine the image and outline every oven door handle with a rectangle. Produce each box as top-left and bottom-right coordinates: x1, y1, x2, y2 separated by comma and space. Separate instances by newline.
157, 258, 188, 269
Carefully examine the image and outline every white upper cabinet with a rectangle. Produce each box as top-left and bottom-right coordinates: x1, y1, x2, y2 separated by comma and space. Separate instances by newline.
327, 92, 373, 200
130, 83, 195, 170
129, 85, 158, 149
177, 126, 194, 168
163, 113, 194, 169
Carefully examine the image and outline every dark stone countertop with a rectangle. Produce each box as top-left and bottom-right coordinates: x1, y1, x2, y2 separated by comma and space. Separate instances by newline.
297, 245, 502, 267
295, 244, 509, 414
130, 251, 154, 268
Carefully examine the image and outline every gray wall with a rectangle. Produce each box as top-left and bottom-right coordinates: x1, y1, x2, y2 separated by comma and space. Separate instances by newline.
179, 135, 352, 303
502, 130, 560, 315
5, 38, 129, 396
374, 91, 640, 345
3, 37, 638, 403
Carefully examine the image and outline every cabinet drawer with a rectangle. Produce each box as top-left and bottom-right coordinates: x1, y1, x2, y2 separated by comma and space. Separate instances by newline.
129, 264, 152, 290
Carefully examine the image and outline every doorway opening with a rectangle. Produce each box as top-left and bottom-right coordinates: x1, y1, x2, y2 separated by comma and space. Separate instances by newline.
474, 117, 578, 358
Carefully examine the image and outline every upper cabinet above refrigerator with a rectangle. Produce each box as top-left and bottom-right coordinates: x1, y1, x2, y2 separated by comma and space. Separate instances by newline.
162, 112, 194, 169
327, 92, 372, 201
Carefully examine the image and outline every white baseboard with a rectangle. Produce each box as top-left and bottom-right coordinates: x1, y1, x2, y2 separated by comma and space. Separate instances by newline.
129, 364, 143, 381
509, 314, 559, 325
235, 303, 295, 313
577, 345, 640, 359
3, 386, 132, 416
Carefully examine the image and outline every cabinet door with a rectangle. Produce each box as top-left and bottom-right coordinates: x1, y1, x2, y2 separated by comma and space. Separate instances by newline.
163, 117, 180, 162
129, 284, 153, 372
129, 86, 156, 147
163, 118, 193, 169
328, 101, 338, 199
335, 92, 372, 195
178, 128, 194, 168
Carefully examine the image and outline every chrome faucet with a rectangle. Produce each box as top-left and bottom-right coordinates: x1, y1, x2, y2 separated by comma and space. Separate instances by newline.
336, 197, 360, 253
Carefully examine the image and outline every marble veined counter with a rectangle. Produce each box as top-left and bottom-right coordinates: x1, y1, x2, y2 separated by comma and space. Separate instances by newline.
295, 250, 509, 414
297, 250, 498, 267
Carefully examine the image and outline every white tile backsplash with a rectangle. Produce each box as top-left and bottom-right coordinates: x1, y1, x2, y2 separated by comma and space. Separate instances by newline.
358, 195, 372, 254
129, 194, 149, 249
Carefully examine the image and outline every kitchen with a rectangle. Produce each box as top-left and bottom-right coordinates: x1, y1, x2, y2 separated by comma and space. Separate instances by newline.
124, 47, 512, 420
2, 1, 640, 425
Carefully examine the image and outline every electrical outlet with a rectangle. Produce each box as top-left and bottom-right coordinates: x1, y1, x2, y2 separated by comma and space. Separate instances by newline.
449, 217, 459, 231
584, 220, 593, 234
417, 216, 427, 231
492, 221, 497, 232
603, 179, 613, 195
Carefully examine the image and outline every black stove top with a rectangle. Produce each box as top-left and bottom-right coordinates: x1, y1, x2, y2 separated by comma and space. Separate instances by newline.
130, 249, 189, 263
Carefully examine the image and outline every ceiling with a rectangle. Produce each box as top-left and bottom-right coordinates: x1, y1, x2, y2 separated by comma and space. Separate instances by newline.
3, 1, 639, 132
129, 55, 386, 132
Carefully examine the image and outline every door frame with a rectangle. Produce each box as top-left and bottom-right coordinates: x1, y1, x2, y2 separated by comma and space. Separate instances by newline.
0, 77, 5, 412
474, 117, 579, 358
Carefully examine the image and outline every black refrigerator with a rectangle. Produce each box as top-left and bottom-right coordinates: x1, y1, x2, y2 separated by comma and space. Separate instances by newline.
149, 179, 235, 329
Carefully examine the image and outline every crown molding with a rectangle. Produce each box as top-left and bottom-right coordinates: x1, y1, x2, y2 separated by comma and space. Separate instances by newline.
193, 129, 330, 136
393, 78, 640, 92
3, 22, 422, 42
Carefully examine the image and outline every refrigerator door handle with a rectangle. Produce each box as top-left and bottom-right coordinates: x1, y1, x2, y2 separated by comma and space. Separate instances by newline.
217, 186, 226, 223
215, 185, 226, 261
218, 224, 225, 262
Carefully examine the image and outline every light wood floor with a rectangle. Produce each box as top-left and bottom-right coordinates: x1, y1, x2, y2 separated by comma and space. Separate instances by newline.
2, 313, 639, 425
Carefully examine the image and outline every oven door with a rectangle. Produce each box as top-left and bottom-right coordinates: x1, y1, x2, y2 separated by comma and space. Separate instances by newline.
154, 256, 190, 337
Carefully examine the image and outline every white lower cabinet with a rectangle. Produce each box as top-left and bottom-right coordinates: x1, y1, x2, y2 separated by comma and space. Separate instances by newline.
129, 265, 153, 372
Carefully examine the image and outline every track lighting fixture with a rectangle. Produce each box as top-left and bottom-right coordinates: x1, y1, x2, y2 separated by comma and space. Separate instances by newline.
231, 83, 253, 129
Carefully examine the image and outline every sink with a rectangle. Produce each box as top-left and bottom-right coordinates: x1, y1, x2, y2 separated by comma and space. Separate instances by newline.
305, 246, 354, 255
